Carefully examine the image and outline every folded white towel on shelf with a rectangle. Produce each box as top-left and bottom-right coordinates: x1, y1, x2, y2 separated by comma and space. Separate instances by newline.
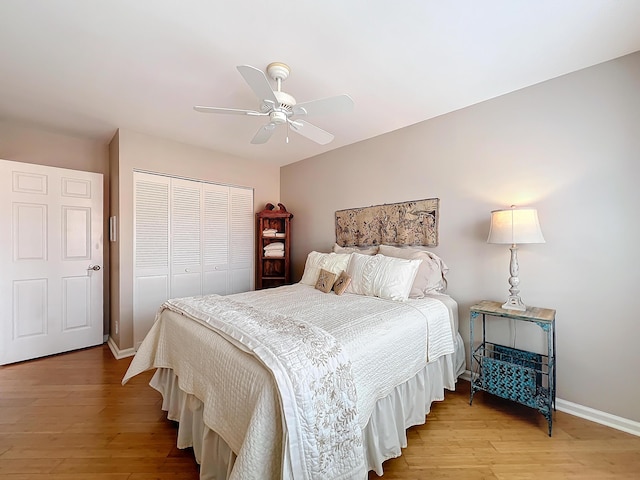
264, 250, 284, 258
262, 228, 277, 237
264, 242, 285, 251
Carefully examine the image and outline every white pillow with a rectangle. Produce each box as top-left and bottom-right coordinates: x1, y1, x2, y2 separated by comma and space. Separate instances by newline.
378, 244, 448, 297
300, 252, 352, 286
332, 243, 379, 255
345, 253, 421, 301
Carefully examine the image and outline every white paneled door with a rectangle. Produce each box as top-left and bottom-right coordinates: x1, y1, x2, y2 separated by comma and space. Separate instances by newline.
0, 160, 103, 365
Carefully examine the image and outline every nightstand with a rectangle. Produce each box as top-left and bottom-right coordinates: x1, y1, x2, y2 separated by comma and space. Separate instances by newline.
469, 300, 556, 436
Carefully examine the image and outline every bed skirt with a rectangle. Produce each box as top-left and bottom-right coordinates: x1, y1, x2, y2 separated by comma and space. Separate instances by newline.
149, 332, 465, 479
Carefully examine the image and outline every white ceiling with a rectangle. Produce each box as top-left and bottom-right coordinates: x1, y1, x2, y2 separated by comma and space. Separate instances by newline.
1, 1, 639, 167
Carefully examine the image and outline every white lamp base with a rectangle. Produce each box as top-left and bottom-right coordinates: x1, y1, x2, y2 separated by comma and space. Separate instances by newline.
502, 244, 527, 311
502, 295, 526, 311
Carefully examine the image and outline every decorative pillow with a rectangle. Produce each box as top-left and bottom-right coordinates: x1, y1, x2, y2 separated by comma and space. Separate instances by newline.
378, 244, 449, 297
332, 271, 352, 296
315, 268, 338, 293
299, 252, 352, 286
332, 243, 379, 255
345, 253, 421, 301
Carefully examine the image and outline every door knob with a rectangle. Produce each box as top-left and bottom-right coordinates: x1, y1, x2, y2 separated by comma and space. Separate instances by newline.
88, 265, 101, 271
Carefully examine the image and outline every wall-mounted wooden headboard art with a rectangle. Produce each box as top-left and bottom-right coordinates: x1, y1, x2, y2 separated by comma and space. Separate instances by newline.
335, 198, 439, 247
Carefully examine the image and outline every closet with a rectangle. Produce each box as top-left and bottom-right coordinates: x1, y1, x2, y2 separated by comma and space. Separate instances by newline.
133, 171, 253, 346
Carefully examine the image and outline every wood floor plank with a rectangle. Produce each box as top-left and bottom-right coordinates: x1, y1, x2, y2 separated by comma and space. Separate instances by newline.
1, 344, 639, 479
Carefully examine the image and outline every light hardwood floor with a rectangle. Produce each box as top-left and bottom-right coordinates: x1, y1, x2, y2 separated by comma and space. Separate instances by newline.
1, 344, 639, 479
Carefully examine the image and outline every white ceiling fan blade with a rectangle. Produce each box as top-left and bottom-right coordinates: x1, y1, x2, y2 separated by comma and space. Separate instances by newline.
251, 123, 277, 144
237, 65, 279, 105
289, 119, 334, 145
194, 105, 266, 116
292, 94, 354, 117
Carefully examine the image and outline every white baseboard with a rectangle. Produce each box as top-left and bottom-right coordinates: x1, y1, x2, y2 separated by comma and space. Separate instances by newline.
555, 398, 640, 437
461, 369, 640, 437
107, 336, 135, 360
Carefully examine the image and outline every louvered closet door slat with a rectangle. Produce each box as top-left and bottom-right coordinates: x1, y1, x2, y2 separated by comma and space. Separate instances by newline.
202, 183, 229, 295
172, 180, 201, 266
203, 184, 229, 268
230, 188, 253, 267
135, 179, 169, 270
229, 187, 254, 293
171, 178, 202, 298
133, 172, 171, 348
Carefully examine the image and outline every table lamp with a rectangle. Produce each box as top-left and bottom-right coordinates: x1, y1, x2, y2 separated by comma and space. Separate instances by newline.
487, 205, 545, 311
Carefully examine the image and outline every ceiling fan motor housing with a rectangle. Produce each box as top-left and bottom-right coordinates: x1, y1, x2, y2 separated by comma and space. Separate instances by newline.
274, 90, 296, 108
265, 90, 296, 124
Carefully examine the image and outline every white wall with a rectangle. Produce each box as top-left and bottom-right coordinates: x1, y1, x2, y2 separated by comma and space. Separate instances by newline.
110, 128, 281, 350
281, 52, 640, 422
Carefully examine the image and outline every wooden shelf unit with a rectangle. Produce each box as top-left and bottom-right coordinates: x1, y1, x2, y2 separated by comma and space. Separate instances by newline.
256, 203, 293, 290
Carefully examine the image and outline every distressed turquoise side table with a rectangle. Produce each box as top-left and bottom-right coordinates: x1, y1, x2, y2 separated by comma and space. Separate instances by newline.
469, 300, 556, 436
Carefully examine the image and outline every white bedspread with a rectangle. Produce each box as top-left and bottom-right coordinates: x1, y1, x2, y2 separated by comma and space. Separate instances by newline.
151, 294, 365, 480
123, 284, 454, 480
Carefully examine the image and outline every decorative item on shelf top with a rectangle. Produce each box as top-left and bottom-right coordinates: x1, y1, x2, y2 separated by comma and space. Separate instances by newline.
256, 203, 293, 290
487, 205, 545, 311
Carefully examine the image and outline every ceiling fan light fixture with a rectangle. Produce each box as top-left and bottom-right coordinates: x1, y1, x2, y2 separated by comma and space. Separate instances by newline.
270, 111, 288, 125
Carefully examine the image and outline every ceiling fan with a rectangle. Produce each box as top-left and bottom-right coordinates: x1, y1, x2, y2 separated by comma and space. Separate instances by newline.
194, 62, 354, 145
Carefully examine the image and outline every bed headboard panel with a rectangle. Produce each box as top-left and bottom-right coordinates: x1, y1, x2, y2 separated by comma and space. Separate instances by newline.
335, 198, 439, 247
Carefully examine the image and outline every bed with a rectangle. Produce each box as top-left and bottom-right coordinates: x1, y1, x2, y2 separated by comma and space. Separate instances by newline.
123, 247, 466, 480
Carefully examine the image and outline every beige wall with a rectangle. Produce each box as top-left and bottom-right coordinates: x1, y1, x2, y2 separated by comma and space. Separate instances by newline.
281, 52, 640, 422
0, 120, 111, 334
110, 128, 281, 350
108, 130, 121, 347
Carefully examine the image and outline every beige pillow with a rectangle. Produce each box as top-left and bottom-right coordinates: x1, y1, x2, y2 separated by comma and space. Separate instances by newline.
315, 268, 338, 293
300, 252, 352, 286
332, 271, 352, 295
378, 245, 448, 297
332, 243, 379, 255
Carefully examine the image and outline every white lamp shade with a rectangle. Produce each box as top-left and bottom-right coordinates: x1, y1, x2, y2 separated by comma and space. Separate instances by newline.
487, 207, 545, 245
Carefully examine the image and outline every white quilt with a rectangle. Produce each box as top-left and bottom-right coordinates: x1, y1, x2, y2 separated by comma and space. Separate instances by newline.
123, 284, 454, 480
154, 294, 365, 480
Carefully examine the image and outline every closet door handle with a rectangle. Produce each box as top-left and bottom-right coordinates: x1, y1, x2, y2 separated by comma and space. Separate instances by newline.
185, 268, 190, 273
88, 265, 101, 271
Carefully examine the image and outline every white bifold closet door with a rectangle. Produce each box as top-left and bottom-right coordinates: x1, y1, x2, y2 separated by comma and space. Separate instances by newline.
133, 172, 253, 348
171, 178, 202, 298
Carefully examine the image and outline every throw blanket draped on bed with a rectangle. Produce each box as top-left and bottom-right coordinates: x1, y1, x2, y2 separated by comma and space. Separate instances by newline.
159, 295, 365, 480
